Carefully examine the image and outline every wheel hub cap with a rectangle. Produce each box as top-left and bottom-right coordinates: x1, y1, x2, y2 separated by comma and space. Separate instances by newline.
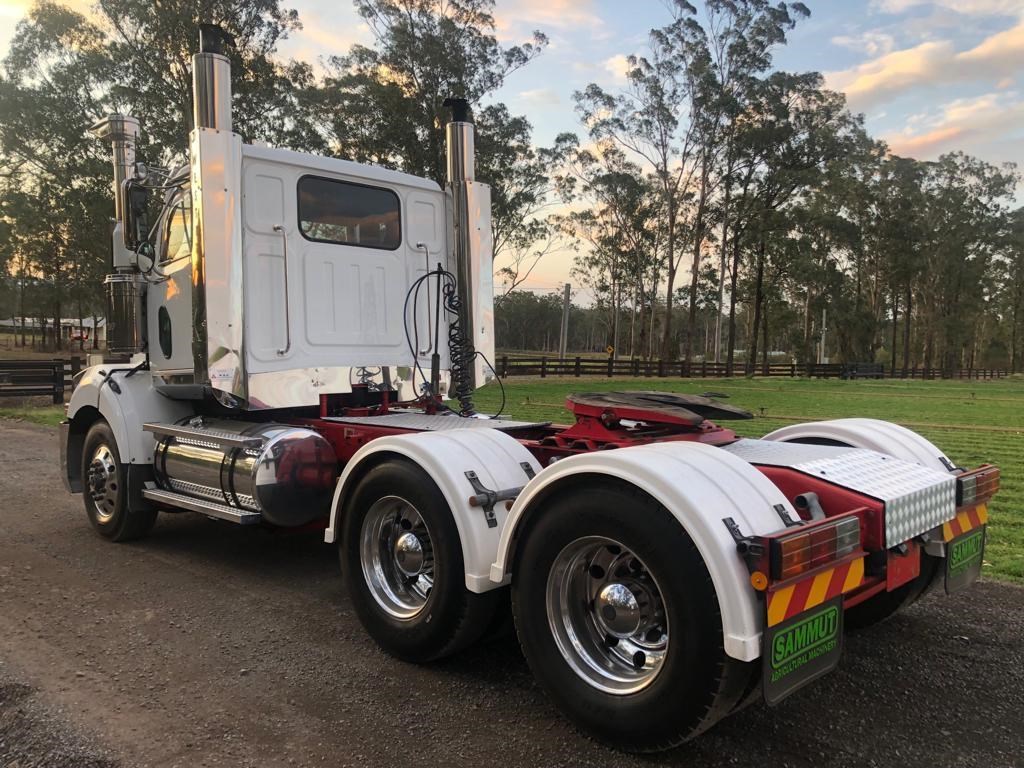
394, 532, 425, 576
597, 582, 642, 638
87, 444, 118, 524
360, 496, 435, 620
546, 536, 669, 695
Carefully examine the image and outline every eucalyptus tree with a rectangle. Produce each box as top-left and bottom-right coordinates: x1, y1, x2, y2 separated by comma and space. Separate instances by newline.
1001, 208, 1024, 372
319, 0, 545, 185
730, 71, 855, 372
916, 153, 1019, 372
555, 138, 662, 358
0, 2, 114, 348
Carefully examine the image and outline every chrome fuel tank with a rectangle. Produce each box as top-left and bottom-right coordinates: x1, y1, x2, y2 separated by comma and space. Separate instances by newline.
152, 418, 338, 527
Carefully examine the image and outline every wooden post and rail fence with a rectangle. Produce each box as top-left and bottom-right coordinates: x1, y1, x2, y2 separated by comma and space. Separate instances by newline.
0, 358, 83, 404
495, 356, 1010, 381
0, 356, 1011, 406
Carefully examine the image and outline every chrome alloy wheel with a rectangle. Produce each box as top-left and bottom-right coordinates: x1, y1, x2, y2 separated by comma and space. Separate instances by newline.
360, 495, 436, 620
546, 536, 669, 694
87, 444, 119, 524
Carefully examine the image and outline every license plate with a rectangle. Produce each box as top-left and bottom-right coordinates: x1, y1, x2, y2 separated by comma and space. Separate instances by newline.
945, 525, 986, 595
763, 596, 843, 706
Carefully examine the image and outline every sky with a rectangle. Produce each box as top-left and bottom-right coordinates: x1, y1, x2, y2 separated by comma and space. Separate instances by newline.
1, 0, 1022, 292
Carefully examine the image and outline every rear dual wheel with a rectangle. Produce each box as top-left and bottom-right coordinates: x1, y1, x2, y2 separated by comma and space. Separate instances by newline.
511, 483, 752, 752
341, 459, 501, 663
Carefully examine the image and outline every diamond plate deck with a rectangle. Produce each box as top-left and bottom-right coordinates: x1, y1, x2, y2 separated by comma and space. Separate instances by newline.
723, 439, 957, 547
323, 413, 549, 432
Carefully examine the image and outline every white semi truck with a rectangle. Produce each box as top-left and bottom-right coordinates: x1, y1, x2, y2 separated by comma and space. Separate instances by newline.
60, 26, 1000, 752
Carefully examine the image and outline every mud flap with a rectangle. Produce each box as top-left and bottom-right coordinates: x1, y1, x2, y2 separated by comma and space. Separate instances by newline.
945, 526, 985, 595
763, 597, 844, 706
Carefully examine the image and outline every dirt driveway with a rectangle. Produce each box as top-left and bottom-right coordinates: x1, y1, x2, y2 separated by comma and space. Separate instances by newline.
1, 420, 1021, 767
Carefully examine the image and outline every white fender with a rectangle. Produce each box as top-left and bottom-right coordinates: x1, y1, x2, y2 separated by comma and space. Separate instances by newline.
763, 418, 952, 473
325, 427, 542, 593
67, 364, 192, 464
490, 441, 802, 663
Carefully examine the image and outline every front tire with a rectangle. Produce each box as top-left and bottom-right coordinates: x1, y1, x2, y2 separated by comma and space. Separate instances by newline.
81, 420, 157, 541
340, 459, 500, 663
511, 483, 751, 752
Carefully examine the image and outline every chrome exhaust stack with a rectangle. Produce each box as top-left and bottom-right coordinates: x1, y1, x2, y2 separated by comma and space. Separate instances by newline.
444, 98, 494, 395
192, 25, 233, 132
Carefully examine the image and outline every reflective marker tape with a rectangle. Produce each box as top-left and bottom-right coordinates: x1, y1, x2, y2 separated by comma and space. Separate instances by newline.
766, 557, 865, 628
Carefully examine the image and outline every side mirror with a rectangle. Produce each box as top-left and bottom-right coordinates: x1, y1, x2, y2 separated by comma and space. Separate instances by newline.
122, 179, 150, 252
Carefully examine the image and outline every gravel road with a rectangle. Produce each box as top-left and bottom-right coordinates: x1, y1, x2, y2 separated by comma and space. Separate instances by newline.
1, 420, 1022, 768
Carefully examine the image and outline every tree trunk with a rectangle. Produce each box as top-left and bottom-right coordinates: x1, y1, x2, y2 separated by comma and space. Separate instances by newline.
660, 210, 676, 360
726, 234, 742, 377
685, 165, 710, 364
902, 284, 912, 374
747, 237, 766, 376
761, 299, 769, 374
890, 290, 898, 373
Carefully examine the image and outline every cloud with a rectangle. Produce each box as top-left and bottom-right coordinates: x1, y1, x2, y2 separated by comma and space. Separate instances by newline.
884, 91, 1024, 158
603, 54, 630, 84
825, 19, 1024, 109
831, 31, 896, 57
518, 87, 560, 106
494, 0, 604, 41
870, 0, 1024, 15
826, 40, 954, 108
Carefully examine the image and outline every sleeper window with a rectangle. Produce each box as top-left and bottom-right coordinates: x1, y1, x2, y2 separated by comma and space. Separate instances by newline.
298, 176, 401, 250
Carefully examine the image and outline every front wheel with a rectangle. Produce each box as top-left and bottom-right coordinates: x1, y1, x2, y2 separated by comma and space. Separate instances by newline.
340, 459, 500, 663
511, 483, 751, 752
81, 420, 157, 541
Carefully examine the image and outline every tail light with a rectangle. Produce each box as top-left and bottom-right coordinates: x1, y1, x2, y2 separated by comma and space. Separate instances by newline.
957, 465, 999, 507
770, 515, 861, 581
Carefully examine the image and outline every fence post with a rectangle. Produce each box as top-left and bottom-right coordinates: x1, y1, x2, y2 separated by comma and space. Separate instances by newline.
71, 356, 82, 378
51, 358, 64, 404
658, 359, 665, 377
540, 357, 547, 378
500, 355, 508, 377
607, 356, 614, 377
574, 356, 581, 377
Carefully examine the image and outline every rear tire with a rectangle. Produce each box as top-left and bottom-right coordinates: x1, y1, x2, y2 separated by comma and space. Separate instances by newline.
81, 421, 157, 541
511, 483, 751, 752
341, 459, 500, 663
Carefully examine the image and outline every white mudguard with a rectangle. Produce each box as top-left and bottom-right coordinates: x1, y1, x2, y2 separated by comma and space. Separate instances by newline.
490, 441, 802, 663
325, 427, 542, 593
763, 418, 953, 473
66, 364, 192, 464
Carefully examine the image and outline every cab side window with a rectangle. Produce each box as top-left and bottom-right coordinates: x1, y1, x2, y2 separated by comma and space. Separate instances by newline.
162, 189, 193, 263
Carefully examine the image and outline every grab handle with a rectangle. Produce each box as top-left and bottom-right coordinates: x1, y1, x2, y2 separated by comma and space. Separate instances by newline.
272, 224, 291, 356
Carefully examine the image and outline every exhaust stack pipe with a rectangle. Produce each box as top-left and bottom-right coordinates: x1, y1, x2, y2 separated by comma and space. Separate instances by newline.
444, 97, 479, 396
192, 24, 233, 132
90, 114, 140, 225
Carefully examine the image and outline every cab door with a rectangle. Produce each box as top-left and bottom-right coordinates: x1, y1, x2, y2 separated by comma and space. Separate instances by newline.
147, 186, 195, 376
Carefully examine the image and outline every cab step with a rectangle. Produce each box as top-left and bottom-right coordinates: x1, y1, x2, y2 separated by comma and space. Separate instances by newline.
142, 487, 262, 525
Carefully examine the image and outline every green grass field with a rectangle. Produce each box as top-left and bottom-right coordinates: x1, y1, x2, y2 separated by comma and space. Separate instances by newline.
475, 375, 1024, 582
